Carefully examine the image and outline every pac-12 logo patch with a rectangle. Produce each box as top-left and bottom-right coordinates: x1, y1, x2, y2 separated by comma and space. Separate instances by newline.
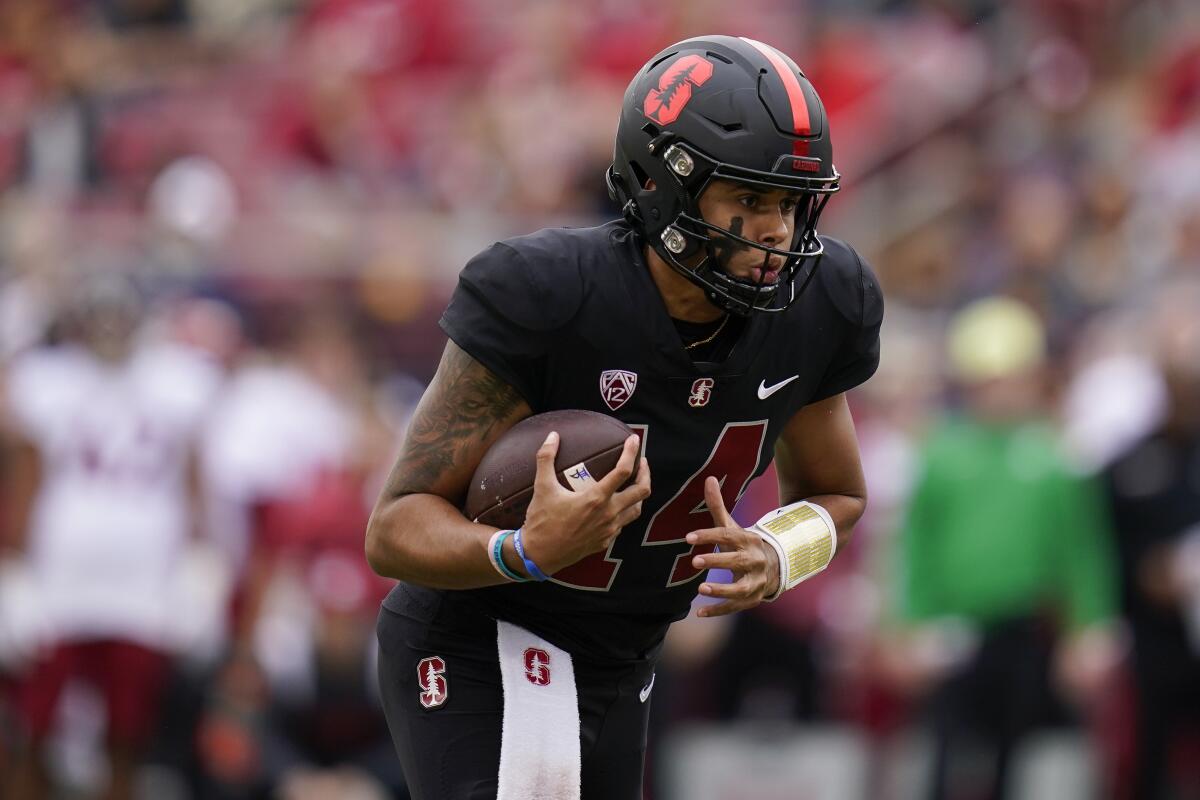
688, 378, 714, 408
643, 54, 715, 125
524, 647, 551, 686
600, 370, 638, 411
417, 656, 448, 709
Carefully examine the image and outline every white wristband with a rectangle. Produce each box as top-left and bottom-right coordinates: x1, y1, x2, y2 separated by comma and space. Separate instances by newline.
487, 530, 512, 581
751, 501, 837, 601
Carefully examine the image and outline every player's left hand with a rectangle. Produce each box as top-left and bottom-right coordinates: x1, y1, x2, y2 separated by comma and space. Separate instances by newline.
685, 476, 781, 617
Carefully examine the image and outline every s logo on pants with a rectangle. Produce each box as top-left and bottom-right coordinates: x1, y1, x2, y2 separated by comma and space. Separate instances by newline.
417, 656, 448, 709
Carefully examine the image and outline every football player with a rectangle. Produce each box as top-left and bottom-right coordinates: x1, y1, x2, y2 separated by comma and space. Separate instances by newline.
2, 277, 221, 800
366, 35, 883, 799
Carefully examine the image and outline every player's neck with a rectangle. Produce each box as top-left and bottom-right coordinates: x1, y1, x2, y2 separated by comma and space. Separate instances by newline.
643, 245, 725, 323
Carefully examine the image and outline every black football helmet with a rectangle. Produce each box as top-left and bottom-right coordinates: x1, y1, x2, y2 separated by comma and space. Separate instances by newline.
607, 35, 839, 315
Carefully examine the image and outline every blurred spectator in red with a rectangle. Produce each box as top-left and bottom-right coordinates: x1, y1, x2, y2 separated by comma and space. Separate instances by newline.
842, 314, 945, 740
0, 1, 103, 200
262, 0, 478, 184
201, 303, 401, 794
1101, 282, 1200, 800
886, 297, 1120, 800
204, 305, 393, 636
0, 274, 221, 800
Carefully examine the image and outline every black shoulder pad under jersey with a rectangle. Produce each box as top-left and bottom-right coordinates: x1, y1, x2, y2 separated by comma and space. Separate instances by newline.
812, 236, 883, 332
457, 234, 587, 333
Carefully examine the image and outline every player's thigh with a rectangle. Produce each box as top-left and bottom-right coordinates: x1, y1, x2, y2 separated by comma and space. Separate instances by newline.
91, 640, 171, 744
377, 605, 502, 800
580, 673, 654, 799
13, 643, 75, 739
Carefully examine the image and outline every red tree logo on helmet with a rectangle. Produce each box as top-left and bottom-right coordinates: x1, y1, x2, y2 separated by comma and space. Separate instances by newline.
644, 55, 714, 125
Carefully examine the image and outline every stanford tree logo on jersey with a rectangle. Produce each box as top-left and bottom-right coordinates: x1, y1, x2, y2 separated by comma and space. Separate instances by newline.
688, 378, 714, 408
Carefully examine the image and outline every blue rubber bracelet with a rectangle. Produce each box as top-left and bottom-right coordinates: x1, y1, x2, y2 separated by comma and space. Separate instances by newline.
512, 528, 550, 582
493, 530, 530, 583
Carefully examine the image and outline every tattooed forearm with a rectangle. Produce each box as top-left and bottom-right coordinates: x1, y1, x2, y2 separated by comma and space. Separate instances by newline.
381, 342, 530, 502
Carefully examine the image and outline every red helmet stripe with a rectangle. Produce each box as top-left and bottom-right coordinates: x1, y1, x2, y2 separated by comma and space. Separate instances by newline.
740, 37, 811, 157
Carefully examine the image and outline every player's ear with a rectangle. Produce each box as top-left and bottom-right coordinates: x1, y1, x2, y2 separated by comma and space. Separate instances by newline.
643, 178, 656, 190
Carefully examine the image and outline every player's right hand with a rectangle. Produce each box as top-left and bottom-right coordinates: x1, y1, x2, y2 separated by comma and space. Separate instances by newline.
519, 432, 651, 575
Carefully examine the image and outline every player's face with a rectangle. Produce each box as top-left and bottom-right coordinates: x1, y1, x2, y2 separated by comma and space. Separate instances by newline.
697, 179, 798, 284
79, 306, 139, 362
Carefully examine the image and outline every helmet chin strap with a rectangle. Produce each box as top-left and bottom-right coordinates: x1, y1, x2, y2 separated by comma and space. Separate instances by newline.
649, 197, 829, 315
702, 238, 782, 307
660, 245, 787, 316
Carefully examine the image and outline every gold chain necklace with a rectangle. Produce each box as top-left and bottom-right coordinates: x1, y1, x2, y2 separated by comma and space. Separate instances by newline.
684, 314, 730, 350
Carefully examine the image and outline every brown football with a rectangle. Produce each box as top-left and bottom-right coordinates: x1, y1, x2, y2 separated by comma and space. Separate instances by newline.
465, 410, 638, 529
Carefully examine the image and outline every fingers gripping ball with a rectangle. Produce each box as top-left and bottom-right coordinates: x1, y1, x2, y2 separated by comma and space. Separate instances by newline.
465, 410, 640, 529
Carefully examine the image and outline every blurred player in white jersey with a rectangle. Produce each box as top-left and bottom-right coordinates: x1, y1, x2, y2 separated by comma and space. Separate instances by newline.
1, 277, 221, 800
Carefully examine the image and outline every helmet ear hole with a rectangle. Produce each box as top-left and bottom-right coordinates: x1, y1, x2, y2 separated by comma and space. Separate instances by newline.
629, 161, 653, 191
605, 166, 628, 203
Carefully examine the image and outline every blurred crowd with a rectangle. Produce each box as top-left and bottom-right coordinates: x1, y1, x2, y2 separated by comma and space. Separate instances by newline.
1, 0, 1199, 798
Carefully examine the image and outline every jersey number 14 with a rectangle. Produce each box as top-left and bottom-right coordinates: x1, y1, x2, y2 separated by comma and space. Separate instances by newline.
551, 421, 768, 591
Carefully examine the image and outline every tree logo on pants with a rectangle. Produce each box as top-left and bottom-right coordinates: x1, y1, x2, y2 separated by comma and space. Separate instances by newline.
417, 656, 448, 709
524, 648, 551, 686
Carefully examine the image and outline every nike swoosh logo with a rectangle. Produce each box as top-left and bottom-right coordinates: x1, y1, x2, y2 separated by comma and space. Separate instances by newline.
757, 375, 799, 400
639, 673, 656, 703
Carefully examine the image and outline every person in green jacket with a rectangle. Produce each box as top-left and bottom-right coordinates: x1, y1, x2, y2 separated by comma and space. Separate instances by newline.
892, 297, 1120, 800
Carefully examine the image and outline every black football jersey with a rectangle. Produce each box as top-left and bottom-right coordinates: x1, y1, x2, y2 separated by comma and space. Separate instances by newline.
412, 220, 881, 661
